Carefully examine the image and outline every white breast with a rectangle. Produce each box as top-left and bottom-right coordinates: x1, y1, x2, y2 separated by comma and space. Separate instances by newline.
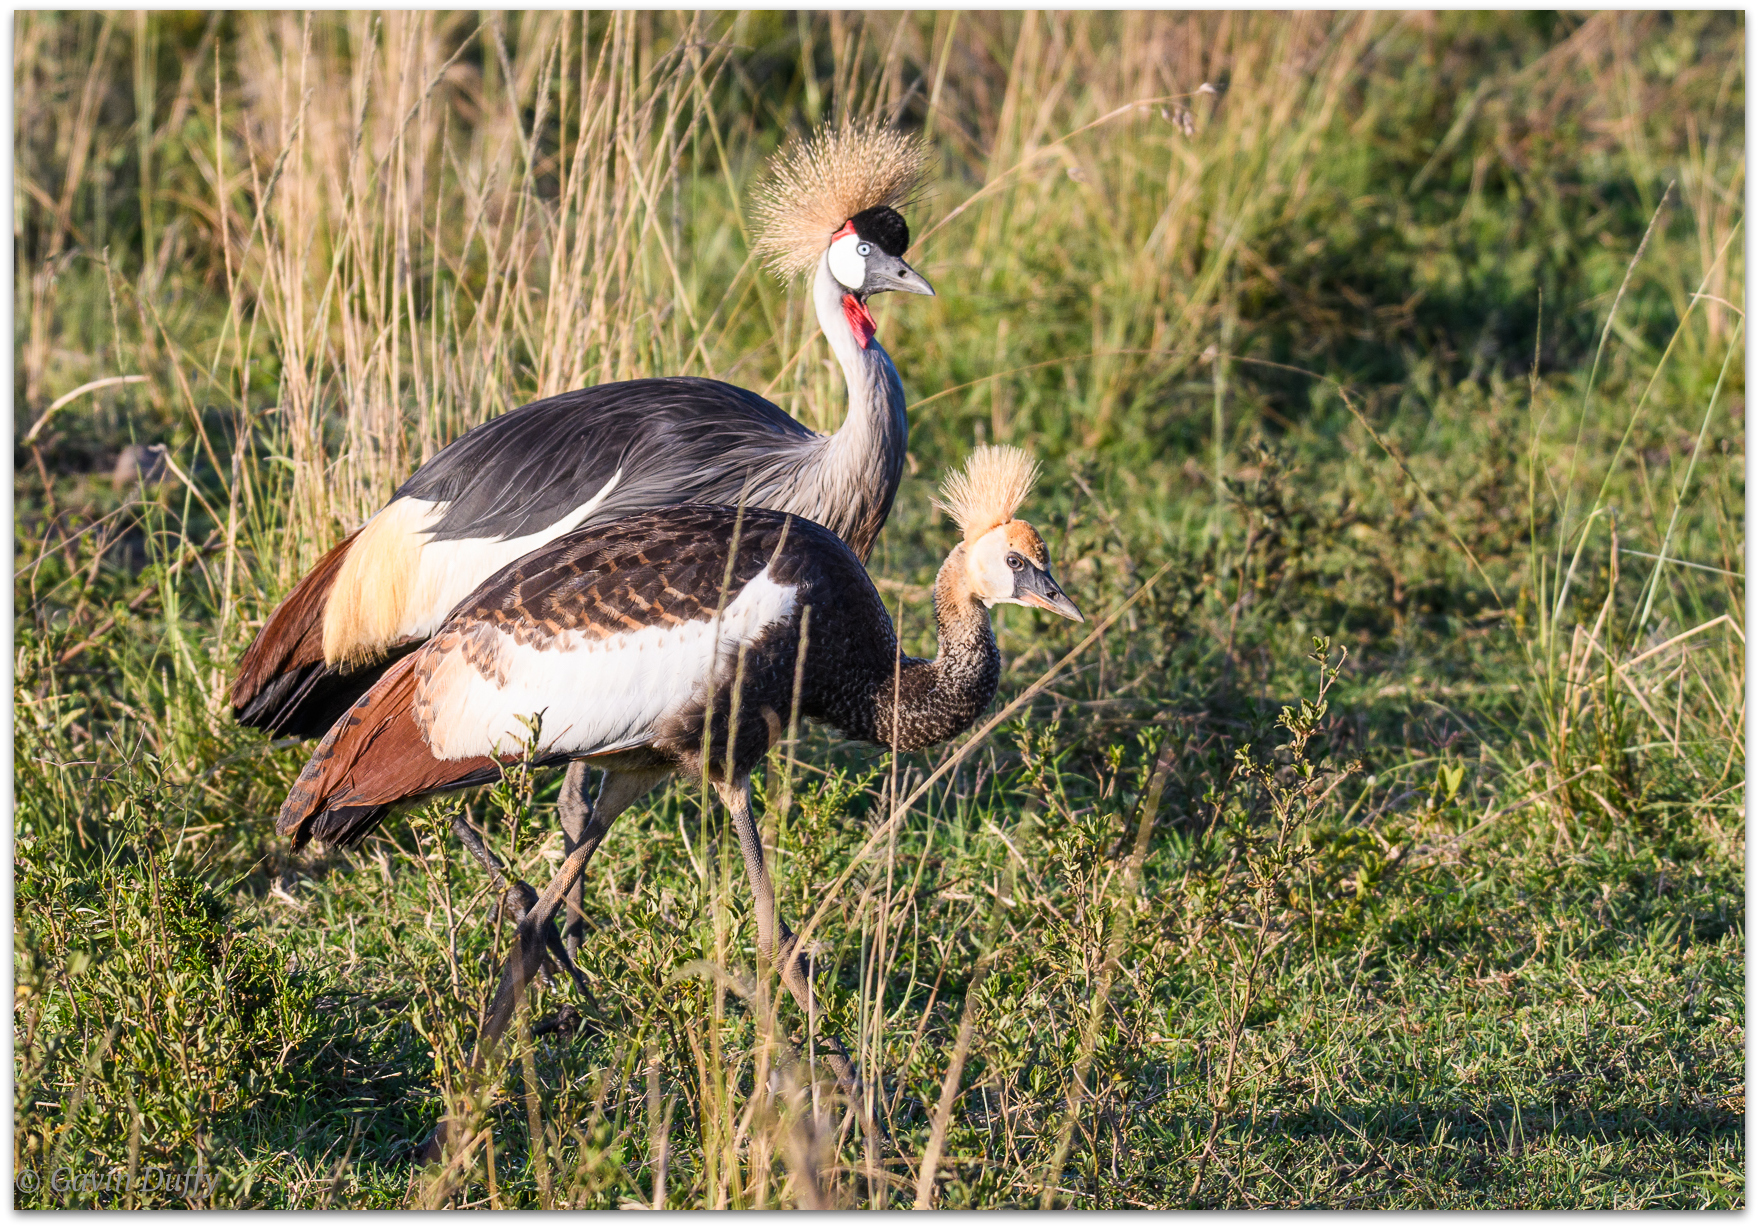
414, 567, 799, 761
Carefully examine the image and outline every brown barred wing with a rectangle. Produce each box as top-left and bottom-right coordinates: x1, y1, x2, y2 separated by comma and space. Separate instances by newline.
408, 508, 822, 766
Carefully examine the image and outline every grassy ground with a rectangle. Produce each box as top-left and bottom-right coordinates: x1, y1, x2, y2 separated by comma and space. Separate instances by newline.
12, 11, 1745, 1208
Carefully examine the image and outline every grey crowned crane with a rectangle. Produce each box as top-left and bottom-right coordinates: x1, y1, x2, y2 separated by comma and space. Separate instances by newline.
232, 120, 933, 742
274, 446, 1082, 1160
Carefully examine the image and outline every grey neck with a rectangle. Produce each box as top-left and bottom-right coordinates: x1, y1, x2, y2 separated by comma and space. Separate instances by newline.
794, 254, 909, 562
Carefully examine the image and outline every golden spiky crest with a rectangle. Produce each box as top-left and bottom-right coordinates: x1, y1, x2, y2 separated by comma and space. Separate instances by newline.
751, 120, 928, 280
935, 445, 1043, 544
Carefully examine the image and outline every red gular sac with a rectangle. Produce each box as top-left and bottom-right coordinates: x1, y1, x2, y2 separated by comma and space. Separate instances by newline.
829, 219, 877, 347
842, 293, 877, 347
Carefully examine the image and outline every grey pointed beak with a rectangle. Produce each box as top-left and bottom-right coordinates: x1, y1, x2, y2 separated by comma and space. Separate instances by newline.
1017, 566, 1084, 623
867, 256, 935, 297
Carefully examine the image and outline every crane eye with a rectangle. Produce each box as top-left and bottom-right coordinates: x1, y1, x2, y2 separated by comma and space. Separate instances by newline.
1006, 553, 1025, 571
856, 242, 872, 257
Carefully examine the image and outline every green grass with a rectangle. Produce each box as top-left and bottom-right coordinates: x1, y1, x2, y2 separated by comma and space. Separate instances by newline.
12, 10, 1744, 1208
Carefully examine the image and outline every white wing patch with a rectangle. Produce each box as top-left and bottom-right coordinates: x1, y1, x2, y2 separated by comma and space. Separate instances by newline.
398, 470, 623, 642
321, 471, 622, 667
415, 567, 799, 761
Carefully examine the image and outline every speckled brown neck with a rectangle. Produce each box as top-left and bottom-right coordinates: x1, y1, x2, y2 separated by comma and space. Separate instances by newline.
857, 544, 1001, 752
930, 544, 992, 650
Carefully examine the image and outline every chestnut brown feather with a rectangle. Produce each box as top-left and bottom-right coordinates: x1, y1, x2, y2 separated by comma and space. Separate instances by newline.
276, 654, 502, 850
231, 529, 358, 711
231, 529, 383, 737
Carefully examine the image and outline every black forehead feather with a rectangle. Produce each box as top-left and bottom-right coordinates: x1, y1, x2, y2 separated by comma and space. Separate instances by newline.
850, 205, 910, 257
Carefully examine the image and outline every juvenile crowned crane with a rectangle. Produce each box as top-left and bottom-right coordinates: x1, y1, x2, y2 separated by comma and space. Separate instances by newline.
232, 120, 932, 739
275, 446, 1081, 1158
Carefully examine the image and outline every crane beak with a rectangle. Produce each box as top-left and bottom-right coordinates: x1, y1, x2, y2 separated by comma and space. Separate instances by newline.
867, 257, 935, 297
1016, 566, 1084, 623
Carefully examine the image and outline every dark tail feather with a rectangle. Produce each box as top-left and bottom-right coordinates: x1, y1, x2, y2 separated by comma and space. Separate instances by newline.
277, 654, 500, 850
235, 643, 420, 739
302, 803, 396, 850
233, 529, 361, 733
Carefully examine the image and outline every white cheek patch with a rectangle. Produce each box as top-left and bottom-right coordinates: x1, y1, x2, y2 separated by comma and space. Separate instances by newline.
414, 567, 799, 761
968, 528, 1018, 606
827, 232, 866, 290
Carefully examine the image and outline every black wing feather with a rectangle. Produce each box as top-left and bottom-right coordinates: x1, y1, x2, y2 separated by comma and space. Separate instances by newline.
403, 378, 817, 542
237, 645, 421, 739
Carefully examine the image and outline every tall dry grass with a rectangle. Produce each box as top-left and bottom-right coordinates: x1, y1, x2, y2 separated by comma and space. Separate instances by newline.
13, 11, 1744, 1208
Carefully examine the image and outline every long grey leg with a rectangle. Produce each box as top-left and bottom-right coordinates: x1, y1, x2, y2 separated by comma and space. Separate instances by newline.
420, 768, 666, 1166
557, 760, 596, 961
473, 768, 662, 1057
452, 814, 532, 925
452, 814, 594, 1006
715, 778, 881, 1153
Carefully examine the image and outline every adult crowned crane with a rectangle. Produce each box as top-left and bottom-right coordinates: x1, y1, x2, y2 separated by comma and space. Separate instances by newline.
275, 446, 1082, 1161
232, 120, 931, 733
